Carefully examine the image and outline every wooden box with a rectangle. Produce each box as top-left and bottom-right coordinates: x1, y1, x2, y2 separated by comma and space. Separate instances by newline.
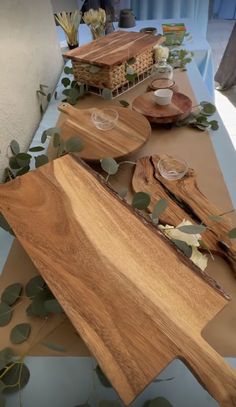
63, 31, 164, 96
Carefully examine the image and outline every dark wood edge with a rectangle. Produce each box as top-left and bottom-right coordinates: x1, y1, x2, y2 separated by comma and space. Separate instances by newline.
69, 154, 230, 301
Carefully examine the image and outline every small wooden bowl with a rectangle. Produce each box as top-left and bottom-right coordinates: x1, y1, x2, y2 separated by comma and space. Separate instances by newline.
148, 78, 178, 92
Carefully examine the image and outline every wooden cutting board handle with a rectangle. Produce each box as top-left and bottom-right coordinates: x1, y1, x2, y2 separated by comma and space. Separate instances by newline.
58, 102, 92, 118
183, 337, 236, 406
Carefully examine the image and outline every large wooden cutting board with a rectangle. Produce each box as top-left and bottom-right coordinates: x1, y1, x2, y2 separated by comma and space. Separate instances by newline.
58, 103, 151, 161
0, 155, 236, 406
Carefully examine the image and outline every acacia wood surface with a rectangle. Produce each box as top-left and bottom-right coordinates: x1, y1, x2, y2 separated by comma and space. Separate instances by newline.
132, 155, 236, 273
0, 155, 236, 406
132, 91, 192, 123
58, 103, 151, 161
63, 31, 164, 67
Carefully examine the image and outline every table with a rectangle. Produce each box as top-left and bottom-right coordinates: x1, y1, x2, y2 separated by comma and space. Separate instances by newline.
57, 18, 215, 98
1, 59, 236, 406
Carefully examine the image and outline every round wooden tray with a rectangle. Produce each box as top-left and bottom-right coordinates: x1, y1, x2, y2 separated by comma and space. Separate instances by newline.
132, 91, 192, 124
58, 103, 151, 161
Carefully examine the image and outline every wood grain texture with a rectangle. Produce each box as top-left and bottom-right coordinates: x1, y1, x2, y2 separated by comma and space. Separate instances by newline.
132, 91, 192, 123
58, 103, 151, 161
132, 155, 236, 274
0, 155, 236, 406
63, 31, 164, 67
148, 78, 179, 92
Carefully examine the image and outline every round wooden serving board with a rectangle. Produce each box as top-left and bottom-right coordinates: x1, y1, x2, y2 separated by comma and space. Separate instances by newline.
132, 91, 192, 124
58, 103, 151, 161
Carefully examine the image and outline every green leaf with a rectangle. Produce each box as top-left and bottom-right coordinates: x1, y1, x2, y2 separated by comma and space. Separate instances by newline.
132, 192, 151, 210
127, 57, 136, 65
1, 283, 22, 306
2, 363, 30, 394
125, 73, 137, 83
16, 166, 30, 176
25, 275, 45, 298
29, 146, 45, 152
0, 303, 12, 327
152, 199, 168, 219
95, 365, 112, 387
0, 213, 14, 235
0, 348, 15, 371
9, 156, 21, 169
172, 239, 192, 258
35, 154, 49, 168
26, 288, 53, 317
41, 130, 48, 143
119, 100, 129, 108
65, 137, 84, 153
148, 397, 173, 407
208, 214, 223, 223
194, 124, 208, 131
10, 140, 20, 155
209, 120, 219, 131
200, 101, 216, 116
89, 65, 101, 73
101, 88, 113, 100
61, 77, 71, 87
44, 299, 64, 314
41, 341, 66, 353
53, 133, 61, 148
67, 87, 80, 105
47, 93, 51, 102
228, 228, 236, 239
10, 323, 31, 344
15, 153, 31, 167
54, 91, 58, 100
177, 224, 206, 234
100, 157, 119, 175
64, 66, 73, 75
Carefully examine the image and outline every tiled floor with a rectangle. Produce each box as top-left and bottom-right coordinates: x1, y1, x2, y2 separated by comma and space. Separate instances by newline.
207, 19, 236, 148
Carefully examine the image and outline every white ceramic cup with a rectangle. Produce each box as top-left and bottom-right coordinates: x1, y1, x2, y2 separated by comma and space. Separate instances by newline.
154, 89, 173, 106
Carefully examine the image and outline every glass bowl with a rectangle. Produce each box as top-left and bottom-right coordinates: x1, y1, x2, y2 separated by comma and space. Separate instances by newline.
157, 157, 188, 180
91, 108, 119, 131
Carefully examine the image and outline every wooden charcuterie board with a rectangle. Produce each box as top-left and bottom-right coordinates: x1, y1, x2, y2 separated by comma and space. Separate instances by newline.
1, 155, 236, 406
132, 91, 192, 123
58, 103, 151, 161
132, 154, 236, 273
63, 31, 164, 67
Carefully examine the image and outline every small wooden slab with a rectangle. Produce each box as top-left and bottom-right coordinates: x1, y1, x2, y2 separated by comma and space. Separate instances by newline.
58, 103, 151, 161
132, 91, 192, 123
1, 155, 236, 406
132, 155, 236, 273
63, 31, 164, 67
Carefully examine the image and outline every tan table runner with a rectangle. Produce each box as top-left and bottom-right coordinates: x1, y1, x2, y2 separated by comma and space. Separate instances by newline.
0, 69, 236, 357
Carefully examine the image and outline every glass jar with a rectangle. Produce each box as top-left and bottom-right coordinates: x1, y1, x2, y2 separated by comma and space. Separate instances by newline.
152, 58, 173, 80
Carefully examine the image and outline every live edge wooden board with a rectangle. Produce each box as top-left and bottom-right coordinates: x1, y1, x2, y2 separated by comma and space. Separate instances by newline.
1, 155, 236, 406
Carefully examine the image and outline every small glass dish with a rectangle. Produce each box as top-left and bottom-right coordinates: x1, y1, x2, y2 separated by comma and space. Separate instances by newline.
157, 157, 188, 180
91, 108, 119, 131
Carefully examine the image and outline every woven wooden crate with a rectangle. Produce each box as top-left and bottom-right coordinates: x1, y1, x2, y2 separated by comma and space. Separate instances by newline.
64, 31, 164, 93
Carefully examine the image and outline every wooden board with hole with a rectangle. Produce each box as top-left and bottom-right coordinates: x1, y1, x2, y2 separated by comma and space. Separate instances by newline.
132, 154, 236, 273
58, 103, 151, 161
1, 155, 236, 406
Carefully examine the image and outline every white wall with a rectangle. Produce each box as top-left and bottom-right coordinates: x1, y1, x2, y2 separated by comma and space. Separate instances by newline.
0, 0, 63, 181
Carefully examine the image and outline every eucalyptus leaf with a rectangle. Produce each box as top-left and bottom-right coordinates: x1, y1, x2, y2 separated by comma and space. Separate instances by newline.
95, 365, 112, 387
148, 397, 173, 407
125, 73, 137, 83
10, 140, 20, 155
61, 77, 71, 88
152, 199, 168, 219
127, 57, 136, 65
35, 154, 49, 168
209, 120, 219, 131
119, 100, 129, 108
99, 401, 121, 407
200, 101, 216, 116
25, 275, 45, 298
26, 289, 53, 317
0, 348, 15, 371
177, 224, 206, 234
0, 213, 14, 235
15, 153, 31, 168
0, 303, 12, 327
53, 133, 61, 148
132, 192, 151, 210
44, 299, 64, 314
9, 156, 21, 170
194, 124, 208, 131
41, 130, 48, 143
2, 363, 30, 394
228, 228, 236, 239
29, 146, 45, 152
16, 165, 30, 176
41, 341, 66, 353
1, 283, 22, 306
10, 323, 31, 344
65, 137, 84, 153
102, 88, 113, 100
208, 214, 223, 223
62, 89, 71, 96
100, 157, 119, 175
89, 65, 101, 73
64, 66, 73, 75
172, 239, 192, 258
